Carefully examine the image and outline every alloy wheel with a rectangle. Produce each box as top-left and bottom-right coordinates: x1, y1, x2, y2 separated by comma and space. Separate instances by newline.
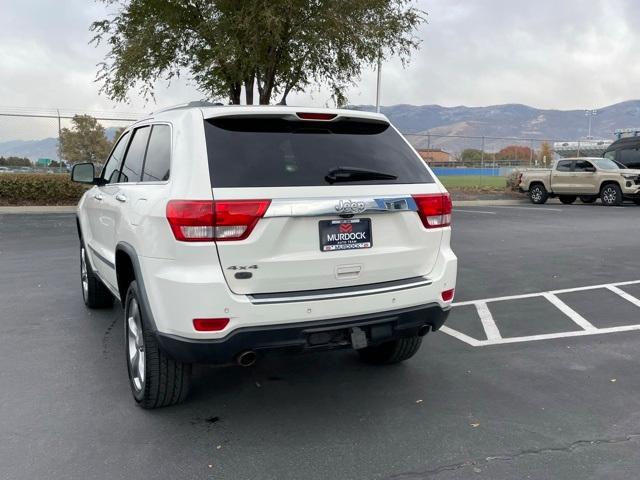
80, 247, 89, 301
602, 187, 617, 205
127, 298, 146, 393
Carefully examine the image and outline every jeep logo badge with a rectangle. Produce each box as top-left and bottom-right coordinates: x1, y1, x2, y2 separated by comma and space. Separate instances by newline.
335, 200, 366, 214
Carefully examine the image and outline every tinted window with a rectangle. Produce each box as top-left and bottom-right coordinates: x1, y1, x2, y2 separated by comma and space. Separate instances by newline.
101, 131, 130, 184
603, 150, 616, 162
142, 125, 171, 182
203, 117, 433, 187
119, 126, 151, 183
618, 148, 640, 169
556, 160, 572, 172
574, 160, 594, 171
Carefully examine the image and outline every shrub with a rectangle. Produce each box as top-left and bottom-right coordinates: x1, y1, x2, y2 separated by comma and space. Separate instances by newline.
506, 169, 523, 192
0, 173, 88, 206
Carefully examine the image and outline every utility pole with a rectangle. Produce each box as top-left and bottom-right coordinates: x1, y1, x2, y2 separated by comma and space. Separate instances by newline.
57, 109, 62, 173
375, 51, 382, 113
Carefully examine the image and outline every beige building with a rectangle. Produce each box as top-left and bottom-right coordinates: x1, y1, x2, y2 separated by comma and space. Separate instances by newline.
416, 149, 453, 163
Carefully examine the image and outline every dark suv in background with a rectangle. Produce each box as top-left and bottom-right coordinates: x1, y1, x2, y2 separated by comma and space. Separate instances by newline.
603, 137, 640, 168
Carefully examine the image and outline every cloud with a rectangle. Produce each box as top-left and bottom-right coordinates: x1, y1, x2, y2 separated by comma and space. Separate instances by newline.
1, 0, 639, 128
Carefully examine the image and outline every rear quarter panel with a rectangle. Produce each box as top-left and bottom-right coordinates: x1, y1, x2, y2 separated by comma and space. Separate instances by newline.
521, 170, 551, 191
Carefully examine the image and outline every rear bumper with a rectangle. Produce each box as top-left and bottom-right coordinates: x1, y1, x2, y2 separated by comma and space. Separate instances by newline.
138, 236, 457, 339
155, 303, 450, 364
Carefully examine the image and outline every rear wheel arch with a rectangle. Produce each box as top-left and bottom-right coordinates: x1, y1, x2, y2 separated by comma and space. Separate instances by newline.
115, 249, 136, 305
529, 180, 547, 190
75, 216, 82, 241
114, 242, 158, 332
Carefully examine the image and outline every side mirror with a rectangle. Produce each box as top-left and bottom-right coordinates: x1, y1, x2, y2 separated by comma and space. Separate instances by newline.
71, 163, 97, 184
585, 166, 596, 173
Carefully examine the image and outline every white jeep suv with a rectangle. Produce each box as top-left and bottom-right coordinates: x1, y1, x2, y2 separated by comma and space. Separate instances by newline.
72, 104, 457, 408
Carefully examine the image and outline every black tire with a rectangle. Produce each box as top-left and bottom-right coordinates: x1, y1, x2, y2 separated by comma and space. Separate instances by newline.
125, 281, 192, 408
580, 196, 597, 204
632, 198, 640, 205
528, 183, 548, 204
559, 195, 577, 205
358, 336, 423, 365
80, 243, 114, 309
600, 183, 623, 206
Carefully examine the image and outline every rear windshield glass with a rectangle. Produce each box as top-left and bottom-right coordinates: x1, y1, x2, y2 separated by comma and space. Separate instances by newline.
204, 117, 433, 187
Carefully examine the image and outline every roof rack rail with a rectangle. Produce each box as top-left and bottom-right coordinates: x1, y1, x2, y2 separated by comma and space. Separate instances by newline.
151, 100, 224, 115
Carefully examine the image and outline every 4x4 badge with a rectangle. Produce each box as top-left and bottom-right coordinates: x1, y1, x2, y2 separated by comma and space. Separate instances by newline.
335, 200, 366, 214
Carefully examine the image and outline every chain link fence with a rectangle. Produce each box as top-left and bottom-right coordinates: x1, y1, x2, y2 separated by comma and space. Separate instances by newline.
0, 108, 140, 173
0, 109, 615, 192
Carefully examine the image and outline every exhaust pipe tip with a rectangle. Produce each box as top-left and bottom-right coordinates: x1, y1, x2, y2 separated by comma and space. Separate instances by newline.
236, 350, 257, 367
418, 325, 430, 337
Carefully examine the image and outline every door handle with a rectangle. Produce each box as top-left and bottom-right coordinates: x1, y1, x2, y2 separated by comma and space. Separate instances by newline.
115, 193, 128, 203
93, 193, 103, 201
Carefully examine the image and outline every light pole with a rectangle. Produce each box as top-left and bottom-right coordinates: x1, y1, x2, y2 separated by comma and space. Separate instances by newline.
585, 109, 597, 139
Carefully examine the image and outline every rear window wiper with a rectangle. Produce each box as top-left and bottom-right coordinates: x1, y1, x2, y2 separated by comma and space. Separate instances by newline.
325, 166, 398, 184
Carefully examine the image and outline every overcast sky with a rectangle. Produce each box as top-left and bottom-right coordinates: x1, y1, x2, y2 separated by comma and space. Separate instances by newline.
1, 0, 639, 119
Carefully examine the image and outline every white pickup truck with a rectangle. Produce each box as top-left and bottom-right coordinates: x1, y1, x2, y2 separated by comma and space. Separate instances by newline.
518, 157, 640, 206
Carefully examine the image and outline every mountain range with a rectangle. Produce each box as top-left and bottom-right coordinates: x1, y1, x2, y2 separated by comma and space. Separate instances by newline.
3, 101, 640, 160
356, 100, 640, 152
0, 127, 122, 162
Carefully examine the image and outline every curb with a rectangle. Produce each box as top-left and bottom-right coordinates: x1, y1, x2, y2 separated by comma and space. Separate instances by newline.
452, 199, 528, 207
0, 206, 77, 214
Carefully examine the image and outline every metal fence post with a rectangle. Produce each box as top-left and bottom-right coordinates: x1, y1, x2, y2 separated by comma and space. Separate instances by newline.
57, 109, 62, 173
529, 139, 534, 167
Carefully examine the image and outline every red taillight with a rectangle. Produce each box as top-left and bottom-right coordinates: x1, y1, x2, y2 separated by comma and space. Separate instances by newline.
441, 289, 455, 302
412, 193, 452, 228
193, 318, 230, 331
214, 199, 271, 240
166, 199, 271, 242
296, 112, 337, 121
166, 200, 215, 241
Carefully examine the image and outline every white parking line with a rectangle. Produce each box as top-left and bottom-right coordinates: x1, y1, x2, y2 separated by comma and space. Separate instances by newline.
475, 324, 640, 347
454, 209, 497, 214
453, 279, 640, 307
606, 285, 640, 308
541, 292, 596, 331
476, 302, 502, 339
443, 279, 640, 347
489, 206, 563, 212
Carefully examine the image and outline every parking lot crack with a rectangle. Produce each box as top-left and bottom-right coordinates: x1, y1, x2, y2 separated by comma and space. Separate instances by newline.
388, 433, 640, 479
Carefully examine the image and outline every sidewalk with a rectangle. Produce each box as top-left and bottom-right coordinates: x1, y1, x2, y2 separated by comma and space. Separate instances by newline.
0, 199, 528, 215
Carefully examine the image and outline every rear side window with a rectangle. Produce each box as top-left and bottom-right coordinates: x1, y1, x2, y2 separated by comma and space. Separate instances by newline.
574, 160, 593, 171
203, 117, 433, 187
556, 160, 572, 172
101, 131, 130, 184
618, 148, 640, 169
142, 125, 171, 182
119, 126, 150, 183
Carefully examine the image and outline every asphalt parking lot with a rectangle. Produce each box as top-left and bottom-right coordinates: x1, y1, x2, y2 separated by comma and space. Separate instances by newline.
2, 204, 640, 480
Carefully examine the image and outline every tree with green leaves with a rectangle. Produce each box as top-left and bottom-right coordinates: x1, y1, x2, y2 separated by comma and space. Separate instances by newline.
90, 0, 425, 105
59, 115, 113, 165
0, 156, 31, 167
461, 148, 485, 162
